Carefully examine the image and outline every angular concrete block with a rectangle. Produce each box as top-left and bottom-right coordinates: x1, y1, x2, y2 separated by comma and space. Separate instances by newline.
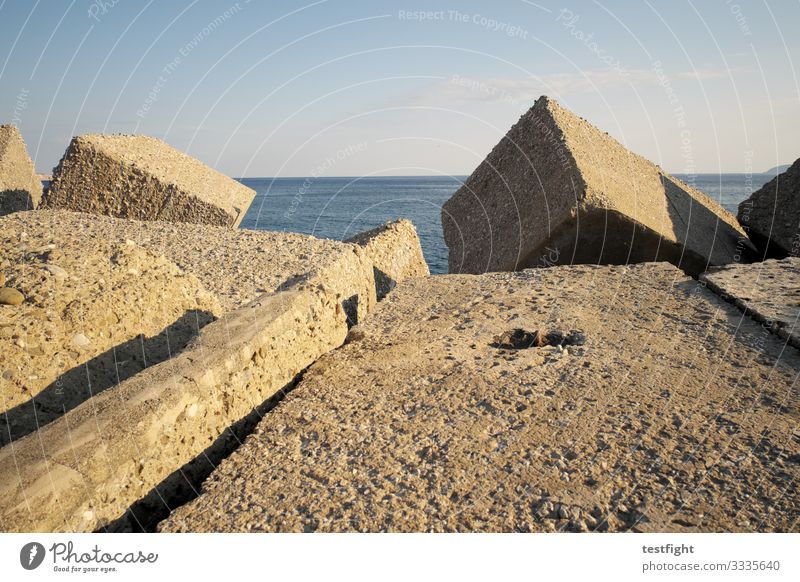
42, 135, 255, 227
442, 97, 753, 275
346, 219, 430, 299
0, 284, 348, 532
4, 209, 377, 323
0, 124, 41, 215
738, 157, 800, 257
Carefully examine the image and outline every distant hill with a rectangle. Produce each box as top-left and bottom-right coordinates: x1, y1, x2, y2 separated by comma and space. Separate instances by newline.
764, 164, 790, 175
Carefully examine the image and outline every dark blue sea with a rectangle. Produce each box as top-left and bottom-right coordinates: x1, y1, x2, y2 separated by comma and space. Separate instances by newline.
238, 173, 774, 274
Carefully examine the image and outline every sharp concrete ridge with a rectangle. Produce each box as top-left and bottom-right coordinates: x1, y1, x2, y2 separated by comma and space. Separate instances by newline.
345, 219, 430, 299
700, 257, 800, 348
42, 135, 256, 228
0, 124, 42, 216
442, 96, 753, 276
162, 262, 799, 532
738, 157, 800, 257
0, 284, 348, 532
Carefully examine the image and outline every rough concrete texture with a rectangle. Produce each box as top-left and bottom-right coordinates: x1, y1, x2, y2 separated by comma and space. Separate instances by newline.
3, 210, 377, 322
701, 258, 800, 348
738, 157, 800, 257
0, 216, 222, 446
346, 219, 430, 299
442, 97, 752, 276
0, 125, 42, 215
42, 134, 255, 228
0, 284, 348, 532
162, 263, 799, 532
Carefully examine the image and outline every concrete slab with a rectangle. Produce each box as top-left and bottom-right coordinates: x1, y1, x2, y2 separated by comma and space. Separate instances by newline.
701, 257, 800, 348
162, 263, 799, 532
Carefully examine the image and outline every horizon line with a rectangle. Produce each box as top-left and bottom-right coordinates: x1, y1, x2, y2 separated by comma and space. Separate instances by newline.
230, 169, 785, 180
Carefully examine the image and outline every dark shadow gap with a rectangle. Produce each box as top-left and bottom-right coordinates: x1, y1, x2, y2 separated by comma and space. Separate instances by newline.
0, 188, 37, 216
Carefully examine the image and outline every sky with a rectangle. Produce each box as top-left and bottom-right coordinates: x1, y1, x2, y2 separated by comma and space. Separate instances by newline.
1, 0, 798, 177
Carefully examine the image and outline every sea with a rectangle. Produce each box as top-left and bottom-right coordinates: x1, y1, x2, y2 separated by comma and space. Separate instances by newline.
239, 173, 775, 275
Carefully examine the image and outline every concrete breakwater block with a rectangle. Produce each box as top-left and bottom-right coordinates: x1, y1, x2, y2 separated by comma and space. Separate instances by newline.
5, 210, 377, 322
42, 134, 255, 228
442, 96, 753, 275
738, 157, 800, 257
0, 283, 349, 532
700, 257, 800, 348
0, 124, 42, 216
162, 263, 799, 532
345, 219, 430, 299
0, 212, 222, 446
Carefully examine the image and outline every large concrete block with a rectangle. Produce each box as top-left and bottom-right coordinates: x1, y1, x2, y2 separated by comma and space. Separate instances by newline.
442, 97, 753, 275
738, 157, 800, 257
0, 124, 41, 215
701, 257, 800, 347
42, 135, 255, 227
162, 263, 799, 532
345, 219, 430, 299
0, 213, 222, 446
0, 284, 348, 532
4, 210, 377, 322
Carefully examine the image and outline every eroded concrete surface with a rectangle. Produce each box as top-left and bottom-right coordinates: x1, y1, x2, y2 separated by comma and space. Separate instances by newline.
163, 263, 800, 532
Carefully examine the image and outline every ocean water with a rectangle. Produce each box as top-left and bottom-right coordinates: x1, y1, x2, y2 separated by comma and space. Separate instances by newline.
239, 176, 462, 274
239, 173, 774, 274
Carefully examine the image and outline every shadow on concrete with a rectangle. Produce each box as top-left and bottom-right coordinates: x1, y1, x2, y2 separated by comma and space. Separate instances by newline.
517, 175, 756, 277
0, 310, 216, 446
99, 372, 305, 533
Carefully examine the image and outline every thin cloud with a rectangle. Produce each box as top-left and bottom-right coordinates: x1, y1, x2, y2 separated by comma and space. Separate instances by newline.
676, 67, 750, 80
404, 67, 748, 106
405, 69, 657, 106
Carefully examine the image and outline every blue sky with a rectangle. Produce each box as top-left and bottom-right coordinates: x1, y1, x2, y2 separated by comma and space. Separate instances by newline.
1, 0, 798, 176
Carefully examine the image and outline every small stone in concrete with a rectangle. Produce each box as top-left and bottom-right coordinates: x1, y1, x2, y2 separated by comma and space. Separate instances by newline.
71, 333, 90, 347
0, 288, 24, 305
44, 264, 68, 280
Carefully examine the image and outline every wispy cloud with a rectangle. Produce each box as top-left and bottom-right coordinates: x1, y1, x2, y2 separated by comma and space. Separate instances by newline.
405, 70, 655, 106
675, 67, 749, 80
404, 67, 749, 106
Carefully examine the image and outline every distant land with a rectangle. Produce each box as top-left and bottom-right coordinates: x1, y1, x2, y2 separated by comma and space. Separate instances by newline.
764, 164, 790, 175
